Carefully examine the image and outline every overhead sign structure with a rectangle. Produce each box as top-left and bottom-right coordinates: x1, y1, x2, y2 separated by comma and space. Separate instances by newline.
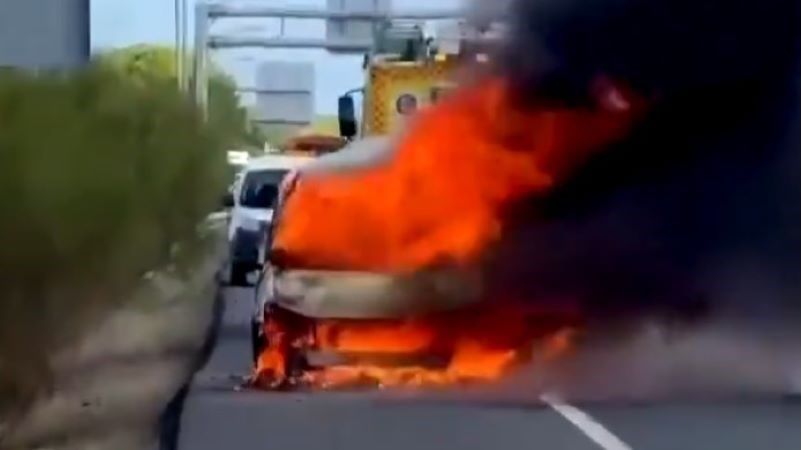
325, 0, 391, 52
252, 61, 315, 126
193, 1, 463, 117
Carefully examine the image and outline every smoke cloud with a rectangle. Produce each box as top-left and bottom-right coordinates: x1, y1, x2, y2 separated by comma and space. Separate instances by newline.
391, 321, 801, 404
467, 0, 801, 326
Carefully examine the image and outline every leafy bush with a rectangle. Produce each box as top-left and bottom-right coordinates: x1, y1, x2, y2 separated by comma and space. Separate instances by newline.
0, 62, 227, 414
96, 44, 266, 150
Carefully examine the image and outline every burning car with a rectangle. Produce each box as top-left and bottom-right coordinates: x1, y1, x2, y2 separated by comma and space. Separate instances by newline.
250, 76, 646, 390
249, 0, 801, 391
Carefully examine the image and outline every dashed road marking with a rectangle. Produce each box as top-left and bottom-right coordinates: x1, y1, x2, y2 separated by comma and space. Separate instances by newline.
541, 393, 633, 450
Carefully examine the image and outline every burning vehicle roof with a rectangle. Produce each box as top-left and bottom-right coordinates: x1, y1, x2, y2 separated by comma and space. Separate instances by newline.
270, 77, 645, 274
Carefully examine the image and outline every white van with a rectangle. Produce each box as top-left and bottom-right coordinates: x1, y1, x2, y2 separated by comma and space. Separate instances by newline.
222, 154, 314, 286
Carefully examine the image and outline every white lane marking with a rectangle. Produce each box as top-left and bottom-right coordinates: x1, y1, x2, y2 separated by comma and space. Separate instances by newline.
541, 393, 633, 450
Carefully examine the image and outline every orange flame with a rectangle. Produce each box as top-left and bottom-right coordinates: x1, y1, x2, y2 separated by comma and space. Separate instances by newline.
254, 305, 582, 390
272, 77, 642, 272
253, 76, 645, 390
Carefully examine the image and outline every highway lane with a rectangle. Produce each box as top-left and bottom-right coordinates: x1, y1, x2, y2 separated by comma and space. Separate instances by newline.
179, 287, 801, 450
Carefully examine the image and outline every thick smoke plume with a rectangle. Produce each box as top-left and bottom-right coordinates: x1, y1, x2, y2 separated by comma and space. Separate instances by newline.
434, 0, 801, 400
466, 0, 801, 326
387, 321, 801, 404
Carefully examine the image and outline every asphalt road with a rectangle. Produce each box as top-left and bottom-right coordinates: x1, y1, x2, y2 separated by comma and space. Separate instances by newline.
179, 287, 801, 450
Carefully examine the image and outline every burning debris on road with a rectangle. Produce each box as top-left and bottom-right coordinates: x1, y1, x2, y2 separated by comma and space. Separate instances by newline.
249, 0, 801, 393
253, 305, 579, 391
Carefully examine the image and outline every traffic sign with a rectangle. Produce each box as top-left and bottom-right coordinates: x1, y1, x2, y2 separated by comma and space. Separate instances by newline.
325, 0, 391, 53
252, 61, 315, 126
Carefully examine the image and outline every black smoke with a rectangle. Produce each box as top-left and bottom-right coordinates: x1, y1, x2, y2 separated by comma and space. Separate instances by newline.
479, 0, 801, 326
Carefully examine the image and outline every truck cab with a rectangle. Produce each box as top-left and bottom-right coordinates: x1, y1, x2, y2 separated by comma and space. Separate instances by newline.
335, 21, 466, 142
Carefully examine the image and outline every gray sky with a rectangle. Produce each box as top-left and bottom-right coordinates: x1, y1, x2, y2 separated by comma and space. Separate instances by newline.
91, 0, 462, 113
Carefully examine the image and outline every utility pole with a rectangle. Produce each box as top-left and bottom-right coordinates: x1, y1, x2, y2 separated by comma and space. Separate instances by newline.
175, 0, 190, 92
194, 2, 210, 118
180, 0, 189, 91
174, 0, 183, 90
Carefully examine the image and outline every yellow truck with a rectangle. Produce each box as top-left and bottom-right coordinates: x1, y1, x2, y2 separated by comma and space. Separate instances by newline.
337, 22, 461, 141
342, 57, 457, 138
274, 39, 458, 155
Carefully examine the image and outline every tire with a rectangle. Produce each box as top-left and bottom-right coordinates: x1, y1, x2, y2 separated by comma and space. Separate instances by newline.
251, 319, 266, 365
230, 262, 250, 287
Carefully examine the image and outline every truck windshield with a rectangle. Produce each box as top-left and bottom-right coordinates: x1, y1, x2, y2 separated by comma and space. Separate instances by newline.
239, 169, 289, 209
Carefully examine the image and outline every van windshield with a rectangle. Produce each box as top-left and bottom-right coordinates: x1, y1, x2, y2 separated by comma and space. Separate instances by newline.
239, 169, 289, 209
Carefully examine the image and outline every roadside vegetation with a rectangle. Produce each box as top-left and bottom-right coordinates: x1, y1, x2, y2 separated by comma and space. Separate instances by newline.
0, 45, 244, 416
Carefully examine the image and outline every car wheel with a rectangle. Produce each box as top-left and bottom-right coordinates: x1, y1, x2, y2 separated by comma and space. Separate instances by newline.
251, 319, 266, 365
230, 262, 249, 286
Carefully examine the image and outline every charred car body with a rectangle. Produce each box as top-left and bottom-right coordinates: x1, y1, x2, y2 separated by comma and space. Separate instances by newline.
252, 134, 585, 389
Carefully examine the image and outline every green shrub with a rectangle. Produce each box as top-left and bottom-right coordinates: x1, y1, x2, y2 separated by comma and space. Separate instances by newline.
0, 63, 227, 414
96, 44, 264, 150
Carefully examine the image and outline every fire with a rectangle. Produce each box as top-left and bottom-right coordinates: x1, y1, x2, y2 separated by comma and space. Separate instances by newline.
254, 304, 582, 390
253, 76, 645, 390
271, 77, 642, 272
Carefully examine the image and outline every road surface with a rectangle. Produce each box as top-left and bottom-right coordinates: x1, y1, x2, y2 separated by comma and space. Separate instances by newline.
179, 287, 801, 450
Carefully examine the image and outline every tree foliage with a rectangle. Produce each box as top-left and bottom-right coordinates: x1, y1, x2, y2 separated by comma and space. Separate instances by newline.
0, 56, 229, 414
95, 44, 265, 149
